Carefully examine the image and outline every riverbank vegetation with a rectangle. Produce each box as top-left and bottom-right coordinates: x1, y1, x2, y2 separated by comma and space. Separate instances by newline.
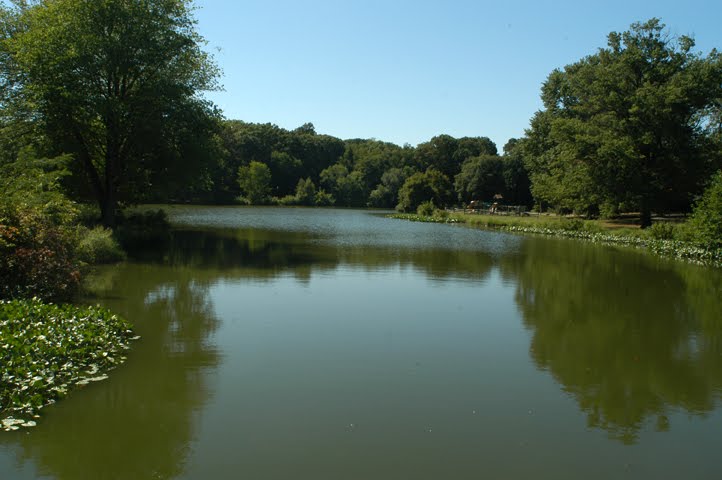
391, 173, 722, 265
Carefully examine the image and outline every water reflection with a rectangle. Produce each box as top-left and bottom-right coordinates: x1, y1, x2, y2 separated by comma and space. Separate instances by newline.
148, 226, 722, 445
141, 226, 721, 446
499, 238, 722, 444
139, 228, 499, 284
2, 212, 722, 480
3, 265, 221, 480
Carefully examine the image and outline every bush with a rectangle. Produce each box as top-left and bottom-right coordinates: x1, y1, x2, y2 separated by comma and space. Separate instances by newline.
314, 189, 336, 207
417, 200, 435, 217
649, 222, 677, 240
273, 195, 299, 206
599, 201, 620, 219
433, 208, 449, 220
75, 204, 101, 227
76, 226, 126, 264
687, 171, 722, 249
563, 218, 584, 231
0, 208, 81, 302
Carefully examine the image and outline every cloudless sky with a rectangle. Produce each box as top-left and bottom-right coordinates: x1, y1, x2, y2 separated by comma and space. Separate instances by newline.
194, 0, 722, 149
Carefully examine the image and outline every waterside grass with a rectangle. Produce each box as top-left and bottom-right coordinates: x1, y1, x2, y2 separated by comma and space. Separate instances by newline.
389, 212, 722, 267
0, 299, 138, 431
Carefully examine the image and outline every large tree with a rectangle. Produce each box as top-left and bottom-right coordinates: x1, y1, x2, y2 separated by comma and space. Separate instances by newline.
1, 0, 218, 225
523, 19, 722, 225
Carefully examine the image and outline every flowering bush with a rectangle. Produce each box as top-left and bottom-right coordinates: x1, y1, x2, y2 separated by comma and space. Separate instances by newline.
0, 208, 81, 302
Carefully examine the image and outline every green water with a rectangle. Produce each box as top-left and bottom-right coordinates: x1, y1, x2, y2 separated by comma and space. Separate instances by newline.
1, 207, 721, 479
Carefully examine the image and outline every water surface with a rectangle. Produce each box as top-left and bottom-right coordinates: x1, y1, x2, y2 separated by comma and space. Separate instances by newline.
1, 207, 721, 479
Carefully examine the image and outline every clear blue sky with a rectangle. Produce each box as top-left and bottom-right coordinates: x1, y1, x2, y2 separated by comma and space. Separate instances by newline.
194, 0, 722, 149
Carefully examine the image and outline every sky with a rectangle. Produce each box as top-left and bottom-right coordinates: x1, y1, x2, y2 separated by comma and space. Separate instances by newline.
194, 0, 722, 149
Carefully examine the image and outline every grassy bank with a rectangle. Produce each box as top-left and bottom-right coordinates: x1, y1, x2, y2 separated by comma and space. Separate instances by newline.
0, 299, 137, 431
389, 212, 722, 267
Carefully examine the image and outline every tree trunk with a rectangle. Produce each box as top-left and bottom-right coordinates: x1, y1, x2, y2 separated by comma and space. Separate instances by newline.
640, 204, 652, 229
101, 192, 116, 228
102, 118, 121, 228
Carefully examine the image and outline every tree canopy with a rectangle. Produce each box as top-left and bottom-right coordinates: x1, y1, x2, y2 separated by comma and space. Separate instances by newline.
1, 0, 219, 225
522, 19, 722, 224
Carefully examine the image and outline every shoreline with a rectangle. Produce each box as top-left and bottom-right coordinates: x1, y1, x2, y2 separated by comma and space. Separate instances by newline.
389, 212, 722, 268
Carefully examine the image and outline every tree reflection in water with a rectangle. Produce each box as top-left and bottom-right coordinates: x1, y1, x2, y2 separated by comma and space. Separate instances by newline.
8, 265, 221, 480
499, 237, 722, 444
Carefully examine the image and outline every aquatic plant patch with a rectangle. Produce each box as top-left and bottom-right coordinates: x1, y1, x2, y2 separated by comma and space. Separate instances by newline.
389, 213, 463, 224
0, 299, 137, 431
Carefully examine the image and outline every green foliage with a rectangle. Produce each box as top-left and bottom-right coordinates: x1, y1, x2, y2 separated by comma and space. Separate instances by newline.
2, 0, 220, 225
417, 200, 435, 217
433, 208, 449, 220
0, 208, 81, 302
0, 299, 135, 425
687, 171, 722, 249
294, 178, 317, 206
314, 189, 335, 207
0, 152, 84, 302
454, 154, 506, 203
274, 195, 300, 207
396, 169, 453, 213
237, 161, 272, 205
563, 219, 585, 231
415, 135, 497, 178
319, 164, 367, 206
0, 150, 77, 224
368, 167, 412, 208
522, 19, 722, 222
649, 222, 678, 241
75, 226, 126, 264
218, 121, 345, 202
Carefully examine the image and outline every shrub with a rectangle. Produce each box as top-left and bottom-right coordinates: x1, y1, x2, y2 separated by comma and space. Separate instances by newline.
564, 218, 584, 231
314, 189, 336, 207
76, 226, 126, 264
687, 171, 722, 249
0, 208, 81, 302
273, 195, 299, 206
417, 200, 435, 217
599, 201, 620, 219
75, 204, 101, 227
433, 208, 449, 220
649, 222, 677, 240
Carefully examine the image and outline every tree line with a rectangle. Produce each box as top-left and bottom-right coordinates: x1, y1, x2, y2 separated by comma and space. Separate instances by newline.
1, 2, 721, 229
193, 121, 532, 212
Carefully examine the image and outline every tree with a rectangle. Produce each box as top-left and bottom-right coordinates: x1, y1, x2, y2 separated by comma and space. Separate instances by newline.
396, 169, 453, 212
523, 19, 722, 225
416, 135, 497, 179
501, 139, 533, 206
237, 161, 272, 205
454, 154, 505, 204
369, 167, 412, 208
1, 0, 218, 226
294, 178, 317, 206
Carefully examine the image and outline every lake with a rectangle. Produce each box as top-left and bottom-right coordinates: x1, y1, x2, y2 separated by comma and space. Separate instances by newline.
1, 207, 721, 479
